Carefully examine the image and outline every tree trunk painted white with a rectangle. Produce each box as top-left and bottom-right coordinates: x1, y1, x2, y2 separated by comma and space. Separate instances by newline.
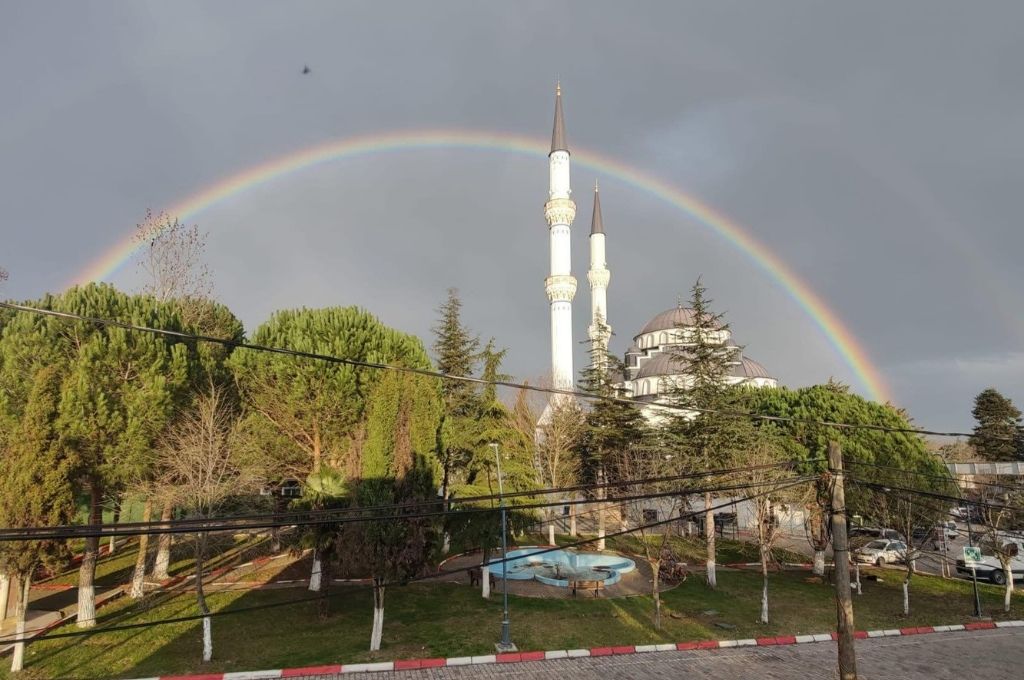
705, 493, 717, 589
812, 550, 825, 576
481, 565, 491, 599
442, 532, 451, 555
569, 504, 577, 537
77, 484, 102, 628
1004, 563, 1014, 613
308, 554, 323, 592
0, 572, 10, 622
129, 499, 153, 599
10, 574, 31, 672
761, 573, 770, 624
597, 501, 606, 551
108, 502, 120, 556
196, 533, 212, 662
652, 561, 662, 630
902, 580, 909, 616
548, 524, 555, 546
202, 616, 213, 662
153, 503, 173, 581
370, 582, 385, 651
760, 543, 770, 624
855, 563, 862, 595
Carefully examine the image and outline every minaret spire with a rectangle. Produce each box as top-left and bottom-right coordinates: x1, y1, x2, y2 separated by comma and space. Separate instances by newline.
588, 183, 611, 360
541, 83, 577, 425
590, 181, 604, 235
551, 82, 568, 154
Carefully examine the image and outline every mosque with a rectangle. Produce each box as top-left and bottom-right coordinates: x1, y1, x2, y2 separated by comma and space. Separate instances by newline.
540, 85, 778, 423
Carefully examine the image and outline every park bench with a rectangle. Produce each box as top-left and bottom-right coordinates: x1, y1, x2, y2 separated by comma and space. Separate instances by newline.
570, 579, 604, 598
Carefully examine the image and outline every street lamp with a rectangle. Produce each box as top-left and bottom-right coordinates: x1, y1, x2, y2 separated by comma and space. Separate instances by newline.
491, 442, 516, 652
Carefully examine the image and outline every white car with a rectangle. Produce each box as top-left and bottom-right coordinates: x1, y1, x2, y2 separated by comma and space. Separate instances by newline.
854, 539, 907, 567
956, 537, 1024, 585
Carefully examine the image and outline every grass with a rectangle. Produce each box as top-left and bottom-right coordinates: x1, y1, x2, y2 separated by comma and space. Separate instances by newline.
5, 565, 1019, 680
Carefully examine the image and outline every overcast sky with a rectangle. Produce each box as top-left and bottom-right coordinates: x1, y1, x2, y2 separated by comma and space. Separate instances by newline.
2, 1, 1022, 432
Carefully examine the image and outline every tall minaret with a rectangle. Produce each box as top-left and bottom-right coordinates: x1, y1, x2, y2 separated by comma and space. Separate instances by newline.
543, 83, 577, 409
587, 182, 611, 360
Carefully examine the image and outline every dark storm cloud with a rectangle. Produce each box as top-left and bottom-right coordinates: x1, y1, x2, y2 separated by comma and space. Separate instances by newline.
2, 1, 1022, 430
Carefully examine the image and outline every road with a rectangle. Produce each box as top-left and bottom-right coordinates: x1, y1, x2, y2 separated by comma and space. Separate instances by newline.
318, 627, 1024, 680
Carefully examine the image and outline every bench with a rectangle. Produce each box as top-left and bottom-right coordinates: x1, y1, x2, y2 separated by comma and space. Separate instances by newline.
570, 579, 604, 598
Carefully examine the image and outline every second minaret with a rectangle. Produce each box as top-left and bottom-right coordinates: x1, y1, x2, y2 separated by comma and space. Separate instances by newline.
587, 182, 611, 361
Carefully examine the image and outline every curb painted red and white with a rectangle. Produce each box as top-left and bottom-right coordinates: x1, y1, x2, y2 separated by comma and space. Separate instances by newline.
128, 619, 1024, 679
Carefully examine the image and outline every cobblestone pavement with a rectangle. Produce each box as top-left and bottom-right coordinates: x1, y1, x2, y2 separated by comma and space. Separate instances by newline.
309, 627, 1024, 680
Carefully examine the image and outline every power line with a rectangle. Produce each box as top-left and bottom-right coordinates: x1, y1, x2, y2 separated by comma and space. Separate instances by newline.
0, 462, 809, 541
846, 476, 1023, 515
0, 301, 999, 441
846, 459, 1022, 491
0, 475, 812, 542
0, 476, 813, 646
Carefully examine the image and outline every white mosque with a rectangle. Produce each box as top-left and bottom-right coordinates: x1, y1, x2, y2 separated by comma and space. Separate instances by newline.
540, 85, 778, 423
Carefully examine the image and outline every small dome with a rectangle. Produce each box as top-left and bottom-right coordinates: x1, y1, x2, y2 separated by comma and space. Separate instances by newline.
638, 307, 722, 336
733, 356, 773, 379
635, 352, 682, 379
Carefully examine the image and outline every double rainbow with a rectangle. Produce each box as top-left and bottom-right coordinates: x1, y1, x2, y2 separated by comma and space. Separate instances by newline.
69, 129, 892, 403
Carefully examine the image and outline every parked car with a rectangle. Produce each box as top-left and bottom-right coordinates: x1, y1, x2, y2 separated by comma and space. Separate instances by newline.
854, 539, 907, 566
956, 537, 1024, 585
950, 506, 969, 521
849, 527, 905, 546
941, 520, 959, 539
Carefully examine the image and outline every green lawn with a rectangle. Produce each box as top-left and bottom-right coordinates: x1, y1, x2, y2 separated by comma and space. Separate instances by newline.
5, 567, 1019, 680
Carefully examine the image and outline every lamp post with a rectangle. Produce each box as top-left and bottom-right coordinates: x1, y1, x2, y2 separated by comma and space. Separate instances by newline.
491, 442, 516, 652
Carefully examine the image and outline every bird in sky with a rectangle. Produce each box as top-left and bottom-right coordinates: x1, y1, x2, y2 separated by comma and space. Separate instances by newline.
302, 64, 311, 75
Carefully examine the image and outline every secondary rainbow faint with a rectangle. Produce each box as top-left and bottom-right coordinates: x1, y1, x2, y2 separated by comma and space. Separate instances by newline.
68, 129, 893, 403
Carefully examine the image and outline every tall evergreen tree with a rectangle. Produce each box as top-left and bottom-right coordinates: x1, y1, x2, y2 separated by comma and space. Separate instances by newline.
665, 278, 754, 588
577, 320, 647, 550
970, 388, 1024, 461
0, 366, 77, 672
431, 289, 482, 506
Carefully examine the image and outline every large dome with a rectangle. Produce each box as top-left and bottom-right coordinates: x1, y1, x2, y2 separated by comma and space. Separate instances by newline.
638, 307, 722, 336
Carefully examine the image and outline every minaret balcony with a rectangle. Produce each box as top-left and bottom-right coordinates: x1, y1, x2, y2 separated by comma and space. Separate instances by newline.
587, 268, 610, 288
544, 198, 576, 226
545, 274, 578, 302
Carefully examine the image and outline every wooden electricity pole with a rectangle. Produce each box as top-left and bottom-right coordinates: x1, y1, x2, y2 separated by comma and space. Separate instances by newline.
829, 441, 858, 680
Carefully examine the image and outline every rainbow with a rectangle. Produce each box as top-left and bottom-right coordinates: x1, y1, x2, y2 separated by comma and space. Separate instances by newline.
69, 129, 892, 403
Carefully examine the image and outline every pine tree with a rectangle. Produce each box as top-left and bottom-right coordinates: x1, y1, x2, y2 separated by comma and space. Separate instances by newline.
970, 388, 1024, 461
665, 278, 754, 588
431, 289, 482, 505
577, 319, 647, 550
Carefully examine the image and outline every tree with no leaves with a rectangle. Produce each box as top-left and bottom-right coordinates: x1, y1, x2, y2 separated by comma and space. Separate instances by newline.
742, 431, 806, 624
157, 386, 261, 663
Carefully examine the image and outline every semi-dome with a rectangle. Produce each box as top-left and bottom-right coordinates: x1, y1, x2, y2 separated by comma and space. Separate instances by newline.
638, 306, 722, 336
733, 356, 773, 379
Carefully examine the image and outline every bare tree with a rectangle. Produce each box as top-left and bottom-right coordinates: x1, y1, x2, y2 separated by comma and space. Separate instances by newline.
619, 446, 682, 629
978, 481, 1024, 612
873, 473, 945, 616
132, 209, 215, 587
742, 436, 806, 624
157, 386, 260, 663
534, 398, 584, 534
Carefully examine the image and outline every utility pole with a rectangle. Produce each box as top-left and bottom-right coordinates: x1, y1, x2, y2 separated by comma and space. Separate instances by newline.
828, 441, 858, 680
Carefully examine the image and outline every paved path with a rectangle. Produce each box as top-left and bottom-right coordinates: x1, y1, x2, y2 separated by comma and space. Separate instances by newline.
315, 627, 1024, 680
